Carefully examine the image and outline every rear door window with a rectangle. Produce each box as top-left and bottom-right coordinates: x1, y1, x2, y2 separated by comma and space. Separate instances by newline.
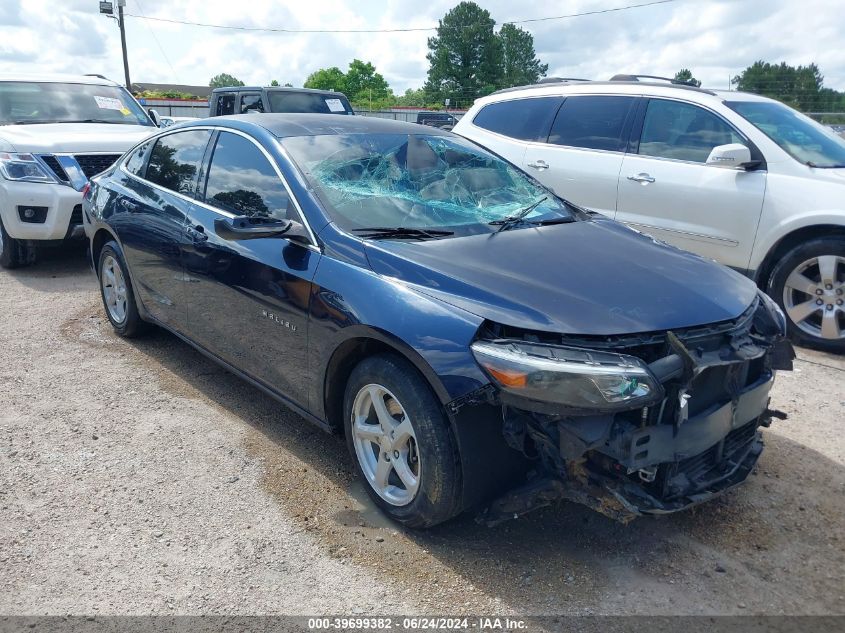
638, 99, 746, 163
472, 97, 563, 141
145, 130, 212, 195
202, 131, 292, 221
548, 96, 635, 151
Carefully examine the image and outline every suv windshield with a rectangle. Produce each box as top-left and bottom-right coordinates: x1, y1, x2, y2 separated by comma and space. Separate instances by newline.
282, 133, 574, 235
267, 92, 353, 115
0, 81, 152, 126
727, 100, 845, 168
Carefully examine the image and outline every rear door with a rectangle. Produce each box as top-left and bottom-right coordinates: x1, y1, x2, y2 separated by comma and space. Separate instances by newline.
114, 129, 212, 330
182, 130, 321, 408
522, 95, 637, 217
615, 98, 767, 269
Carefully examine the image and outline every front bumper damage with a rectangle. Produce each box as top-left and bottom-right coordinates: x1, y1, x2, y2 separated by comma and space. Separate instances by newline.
478, 297, 795, 524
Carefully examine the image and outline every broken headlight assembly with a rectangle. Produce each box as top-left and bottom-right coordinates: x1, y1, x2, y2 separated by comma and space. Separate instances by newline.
0, 153, 54, 183
471, 340, 663, 412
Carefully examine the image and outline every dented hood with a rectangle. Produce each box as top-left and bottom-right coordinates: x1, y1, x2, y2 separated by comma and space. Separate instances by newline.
364, 217, 758, 336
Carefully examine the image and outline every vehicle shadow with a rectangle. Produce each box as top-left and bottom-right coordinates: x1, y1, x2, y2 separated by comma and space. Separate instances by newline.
4, 243, 91, 292
121, 324, 845, 616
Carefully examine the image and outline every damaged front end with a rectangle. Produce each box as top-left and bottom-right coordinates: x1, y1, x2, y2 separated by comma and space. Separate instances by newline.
473, 293, 795, 524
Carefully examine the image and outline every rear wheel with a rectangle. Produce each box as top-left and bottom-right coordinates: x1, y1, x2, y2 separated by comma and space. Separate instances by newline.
0, 216, 36, 269
98, 241, 147, 337
344, 354, 462, 528
767, 237, 845, 353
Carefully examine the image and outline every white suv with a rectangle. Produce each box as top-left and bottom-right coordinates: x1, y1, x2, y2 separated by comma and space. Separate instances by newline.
453, 77, 845, 353
0, 74, 156, 268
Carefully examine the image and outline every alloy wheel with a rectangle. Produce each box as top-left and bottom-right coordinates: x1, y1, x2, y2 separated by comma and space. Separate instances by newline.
101, 255, 128, 324
351, 383, 420, 506
782, 254, 845, 340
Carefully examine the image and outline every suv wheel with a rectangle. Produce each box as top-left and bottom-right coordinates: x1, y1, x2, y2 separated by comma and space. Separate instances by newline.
0, 216, 36, 269
767, 237, 845, 353
344, 354, 462, 528
98, 241, 147, 337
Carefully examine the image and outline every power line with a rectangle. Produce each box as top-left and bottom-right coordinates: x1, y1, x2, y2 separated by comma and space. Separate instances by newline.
124, 0, 680, 34
132, 0, 178, 82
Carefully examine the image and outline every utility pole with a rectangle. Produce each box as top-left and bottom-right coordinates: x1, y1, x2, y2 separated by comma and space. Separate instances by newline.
100, 1, 131, 89
117, 0, 131, 89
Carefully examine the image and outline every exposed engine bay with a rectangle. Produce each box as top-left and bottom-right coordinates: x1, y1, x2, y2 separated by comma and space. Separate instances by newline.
472, 294, 795, 524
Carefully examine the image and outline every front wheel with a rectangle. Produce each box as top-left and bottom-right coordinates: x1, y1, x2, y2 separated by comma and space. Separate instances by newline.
344, 354, 462, 528
767, 237, 845, 353
98, 241, 147, 337
0, 216, 36, 269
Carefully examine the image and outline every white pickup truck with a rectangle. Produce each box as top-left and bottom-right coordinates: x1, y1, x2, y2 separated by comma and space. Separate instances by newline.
0, 73, 156, 268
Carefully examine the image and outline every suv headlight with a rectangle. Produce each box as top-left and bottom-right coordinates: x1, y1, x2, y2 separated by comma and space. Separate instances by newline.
471, 340, 663, 411
0, 153, 55, 183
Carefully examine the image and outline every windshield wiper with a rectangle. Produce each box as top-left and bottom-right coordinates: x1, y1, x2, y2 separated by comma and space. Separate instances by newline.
351, 227, 455, 240
490, 196, 549, 233
806, 161, 845, 168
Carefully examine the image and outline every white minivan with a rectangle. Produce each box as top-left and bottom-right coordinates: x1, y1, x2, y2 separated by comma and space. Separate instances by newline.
454, 77, 845, 352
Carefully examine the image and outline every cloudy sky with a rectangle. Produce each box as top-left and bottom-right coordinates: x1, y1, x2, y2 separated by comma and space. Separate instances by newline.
2, 0, 844, 96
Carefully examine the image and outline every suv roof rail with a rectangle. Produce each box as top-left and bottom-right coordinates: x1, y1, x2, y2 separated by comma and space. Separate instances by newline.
537, 77, 591, 84
610, 73, 698, 87
84, 73, 111, 81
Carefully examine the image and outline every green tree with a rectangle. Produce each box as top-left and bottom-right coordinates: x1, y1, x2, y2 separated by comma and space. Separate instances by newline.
344, 59, 392, 105
498, 23, 547, 88
208, 73, 245, 88
269, 79, 280, 87
303, 66, 346, 93
424, 1, 502, 106
674, 68, 701, 87
732, 61, 824, 111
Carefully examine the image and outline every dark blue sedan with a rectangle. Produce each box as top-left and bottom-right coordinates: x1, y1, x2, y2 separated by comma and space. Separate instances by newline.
83, 114, 793, 527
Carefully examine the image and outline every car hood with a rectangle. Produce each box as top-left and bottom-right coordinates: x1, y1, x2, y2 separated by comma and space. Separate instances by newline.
0, 123, 155, 153
364, 218, 758, 336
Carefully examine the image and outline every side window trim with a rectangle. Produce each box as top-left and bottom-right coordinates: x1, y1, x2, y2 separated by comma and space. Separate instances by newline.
635, 97, 767, 169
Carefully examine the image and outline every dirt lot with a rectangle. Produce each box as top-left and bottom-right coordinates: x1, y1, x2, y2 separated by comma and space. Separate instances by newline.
1, 245, 844, 617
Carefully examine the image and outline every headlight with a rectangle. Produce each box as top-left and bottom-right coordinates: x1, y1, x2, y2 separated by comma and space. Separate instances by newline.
471, 340, 662, 411
0, 153, 55, 183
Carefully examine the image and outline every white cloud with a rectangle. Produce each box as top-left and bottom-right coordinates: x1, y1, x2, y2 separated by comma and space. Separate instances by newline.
0, 0, 843, 98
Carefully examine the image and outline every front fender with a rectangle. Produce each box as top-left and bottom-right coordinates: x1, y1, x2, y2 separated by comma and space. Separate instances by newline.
307, 253, 488, 420
750, 209, 845, 274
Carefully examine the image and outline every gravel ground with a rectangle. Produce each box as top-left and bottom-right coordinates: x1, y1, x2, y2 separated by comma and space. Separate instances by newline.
1, 245, 844, 617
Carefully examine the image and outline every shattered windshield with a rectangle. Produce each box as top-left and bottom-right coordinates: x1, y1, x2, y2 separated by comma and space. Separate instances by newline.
282, 133, 574, 235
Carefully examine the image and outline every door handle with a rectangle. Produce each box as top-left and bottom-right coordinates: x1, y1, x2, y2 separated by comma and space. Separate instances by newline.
527, 159, 549, 170
627, 173, 655, 184
119, 198, 139, 212
186, 224, 208, 243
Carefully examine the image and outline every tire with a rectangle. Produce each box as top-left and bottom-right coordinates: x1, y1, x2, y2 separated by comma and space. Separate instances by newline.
0, 216, 36, 269
97, 241, 147, 337
766, 237, 845, 353
344, 354, 462, 528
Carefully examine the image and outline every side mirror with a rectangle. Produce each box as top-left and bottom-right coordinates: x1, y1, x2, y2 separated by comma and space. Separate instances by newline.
214, 216, 312, 244
147, 108, 161, 127
706, 143, 753, 169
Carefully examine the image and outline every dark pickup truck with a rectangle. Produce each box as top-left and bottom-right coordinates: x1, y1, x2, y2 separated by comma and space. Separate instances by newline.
209, 86, 355, 117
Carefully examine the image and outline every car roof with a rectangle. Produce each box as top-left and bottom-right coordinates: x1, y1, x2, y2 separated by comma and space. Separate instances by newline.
185, 113, 450, 138
476, 80, 775, 108
210, 86, 350, 98
0, 73, 120, 86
